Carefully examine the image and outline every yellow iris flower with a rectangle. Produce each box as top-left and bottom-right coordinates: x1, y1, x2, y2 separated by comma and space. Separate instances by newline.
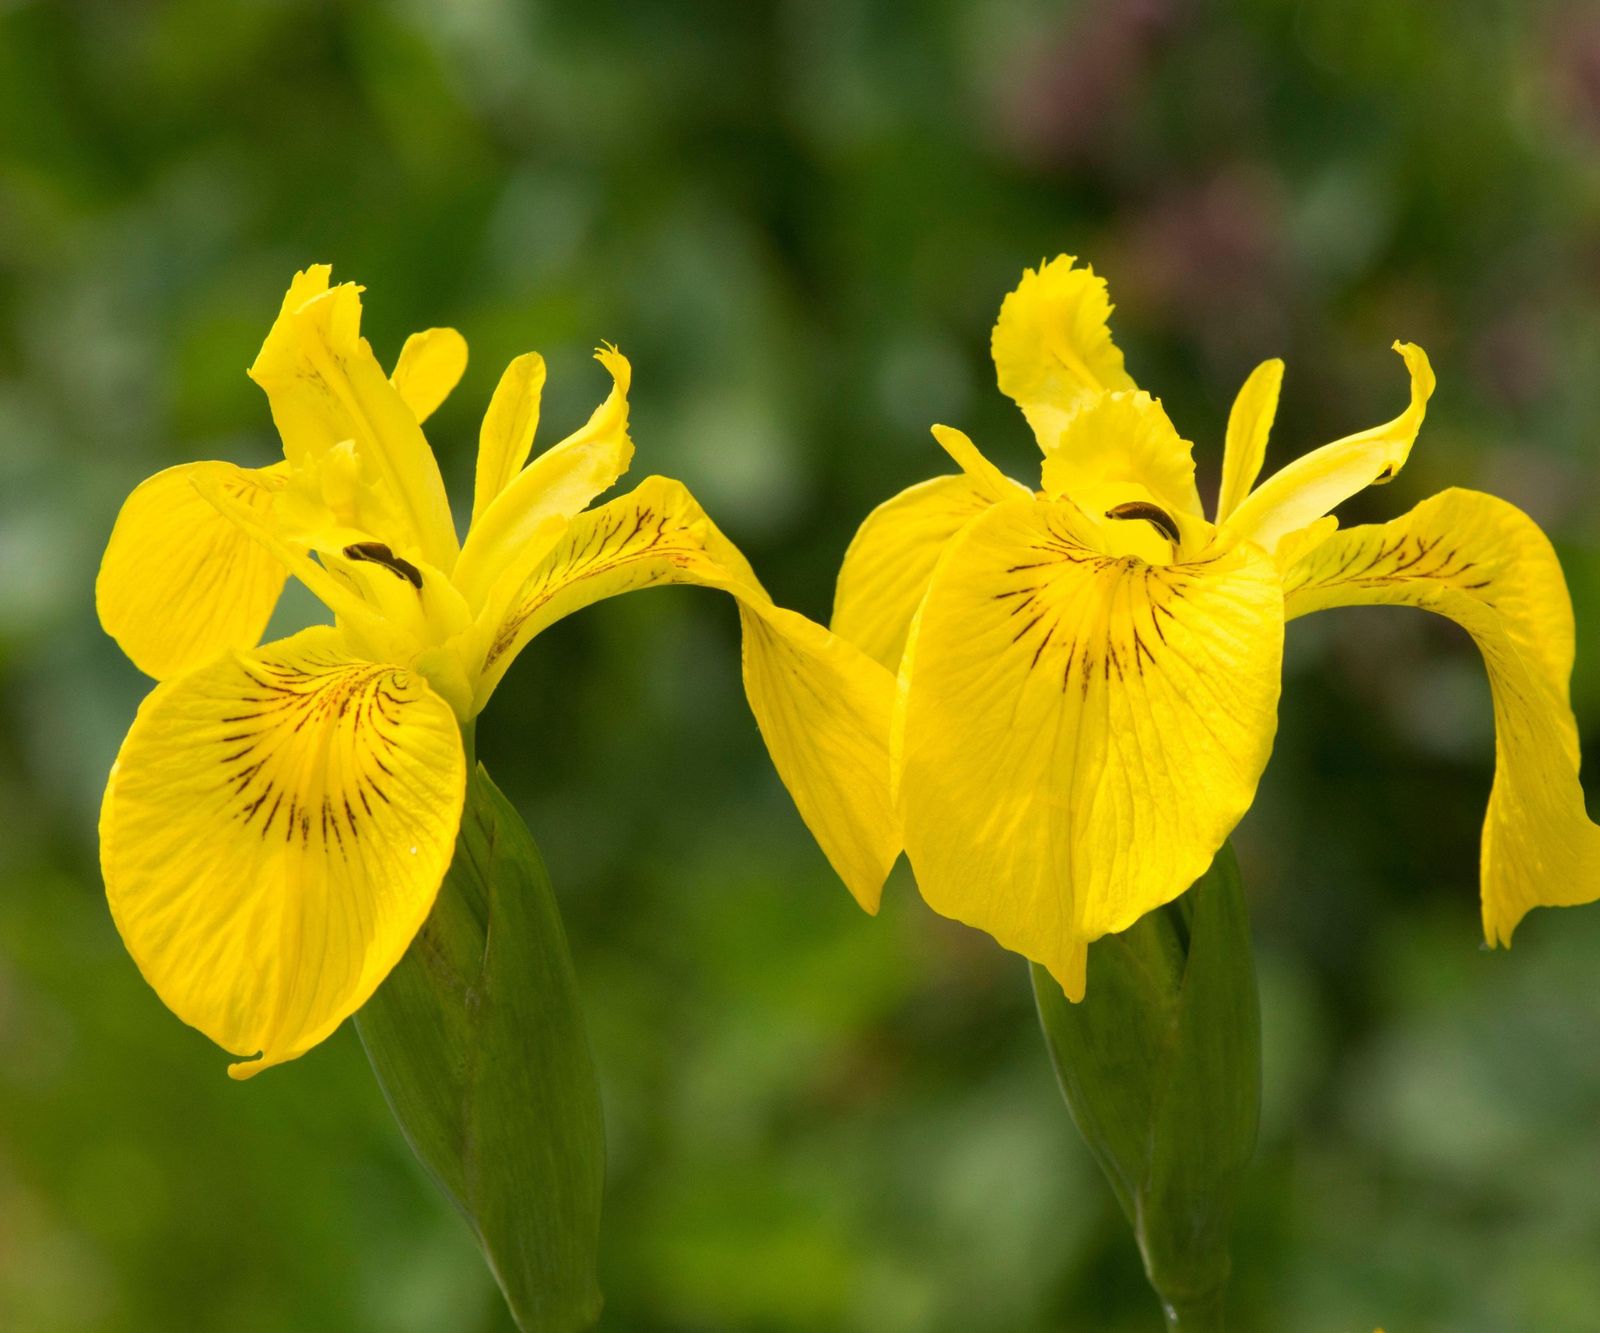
834, 255, 1600, 998
98, 266, 898, 1078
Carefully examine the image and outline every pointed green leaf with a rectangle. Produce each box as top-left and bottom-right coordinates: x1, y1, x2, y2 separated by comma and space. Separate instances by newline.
356, 764, 605, 1332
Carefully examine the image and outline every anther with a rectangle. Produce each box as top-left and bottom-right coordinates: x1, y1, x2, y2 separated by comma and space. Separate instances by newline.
342, 541, 423, 588
1104, 501, 1181, 545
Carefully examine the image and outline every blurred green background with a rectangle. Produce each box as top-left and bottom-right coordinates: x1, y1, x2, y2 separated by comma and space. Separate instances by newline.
4, 1, 1600, 1329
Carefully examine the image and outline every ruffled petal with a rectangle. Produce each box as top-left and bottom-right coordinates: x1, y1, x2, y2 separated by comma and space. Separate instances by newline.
100, 626, 466, 1077
248, 266, 460, 570
97, 461, 291, 680
991, 255, 1137, 450
477, 475, 899, 908
390, 327, 468, 423
1224, 342, 1433, 554
1283, 487, 1597, 944
897, 496, 1284, 994
1040, 389, 1203, 520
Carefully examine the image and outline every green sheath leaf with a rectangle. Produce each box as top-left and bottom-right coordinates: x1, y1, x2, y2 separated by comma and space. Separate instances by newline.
1033, 842, 1260, 1327
356, 763, 605, 1333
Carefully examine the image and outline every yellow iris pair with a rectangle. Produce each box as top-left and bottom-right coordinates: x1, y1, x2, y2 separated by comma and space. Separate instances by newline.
99, 257, 1599, 1075
98, 266, 896, 1077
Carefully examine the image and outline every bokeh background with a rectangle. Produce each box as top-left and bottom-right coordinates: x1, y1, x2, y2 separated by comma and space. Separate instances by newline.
4, 1, 1600, 1329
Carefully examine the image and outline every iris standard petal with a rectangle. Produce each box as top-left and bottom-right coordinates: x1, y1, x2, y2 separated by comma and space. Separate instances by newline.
1224, 342, 1434, 554
248, 267, 460, 571
1215, 358, 1284, 522
476, 475, 900, 908
97, 460, 292, 680
100, 626, 466, 1077
472, 352, 547, 524
1283, 487, 1598, 945
991, 255, 1137, 450
390, 327, 469, 423
452, 347, 632, 612
833, 471, 1030, 671
897, 496, 1283, 996
1040, 390, 1203, 520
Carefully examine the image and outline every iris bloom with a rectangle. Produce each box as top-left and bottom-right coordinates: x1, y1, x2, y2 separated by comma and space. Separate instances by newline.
833, 256, 1600, 997
98, 267, 897, 1077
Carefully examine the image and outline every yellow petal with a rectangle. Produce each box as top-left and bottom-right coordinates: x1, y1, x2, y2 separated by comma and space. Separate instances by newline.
1215, 358, 1284, 522
248, 267, 460, 571
832, 473, 1015, 671
478, 475, 900, 907
97, 461, 291, 680
452, 347, 632, 612
897, 496, 1284, 993
390, 327, 468, 423
1039, 389, 1202, 519
928, 424, 1028, 503
991, 255, 1137, 449
1283, 487, 1597, 944
1225, 342, 1434, 554
100, 626, 466, 1077
473, 352, 547, 523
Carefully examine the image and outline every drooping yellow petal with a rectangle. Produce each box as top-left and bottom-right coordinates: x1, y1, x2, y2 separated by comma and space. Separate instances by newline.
248, 267, 460, 571
476, 475, 900, 907
1225, 342, 1434, 554
991, 255, 1137, 449
1039, 389, 1203, 519
896, 496, 1284, 995
452, 347, 633, 612
473, 352, 547, 524
390, 327, 468, 423
1283, 487, 1597, 944
100, 626, 466, 1077
832, 472, 1022, 671
1215, 358, 1284, 522
97, 461, 292, 680
928, 425, 1028, 503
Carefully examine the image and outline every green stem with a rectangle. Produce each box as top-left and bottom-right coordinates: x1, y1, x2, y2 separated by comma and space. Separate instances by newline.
1161, 1287, 1227, 1333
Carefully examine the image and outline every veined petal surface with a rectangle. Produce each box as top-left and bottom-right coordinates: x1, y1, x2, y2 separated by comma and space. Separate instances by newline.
390, 327, 468, 423
97, 460, 291, 680
992, 255, 1137, 449
248, 266, 459, 570
1283, 487, 1597, 944
100, 626, 466, 1077
1225, 342, 1434, 554
832, 471, 1028, 671
1041, 390, 1202, 519
897, 497, 1283, 995
478, 475, 900, 907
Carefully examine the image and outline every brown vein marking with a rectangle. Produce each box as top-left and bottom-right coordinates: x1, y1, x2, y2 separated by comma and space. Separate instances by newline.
485, 503, 696, 668
1288, 530, 1501, 602
218, 659, 413, 856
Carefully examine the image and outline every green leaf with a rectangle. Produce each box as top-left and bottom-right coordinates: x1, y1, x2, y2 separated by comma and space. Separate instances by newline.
1033, 843, 1260, 1329
355, 763, 605, 1332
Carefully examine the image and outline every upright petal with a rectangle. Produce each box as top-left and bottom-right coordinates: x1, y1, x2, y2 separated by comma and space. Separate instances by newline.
833, 468, 1031, 671
897, 497, 1283, 994
452, 348, 632, 612
1224, 342, 1434, 554
390, 327, 468, 423
1283, 487, 1597, 944
1215, 358, 1284, 522
97, 461, 291, 680
100, 626, 466, 1077
473, 352, 547, 524
991, 255, 1137, 449
1040, 390, 1203, 519
248, 267, 460, 570
476, 475, 900, 908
